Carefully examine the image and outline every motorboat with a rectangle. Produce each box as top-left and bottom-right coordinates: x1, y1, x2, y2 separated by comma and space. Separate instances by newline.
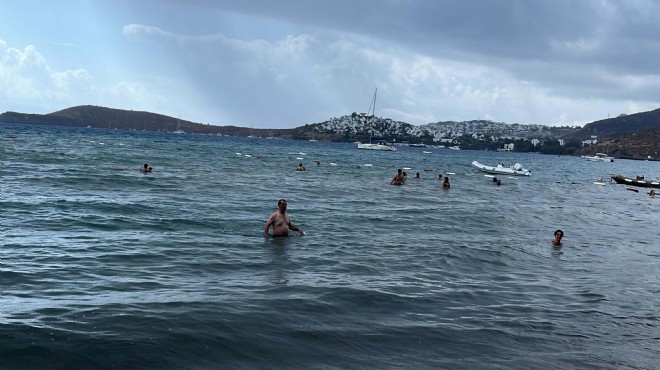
582, 153, 614, 162
357, 140, 396, 151
471, 160, 531, 176
611, 175, 660, 188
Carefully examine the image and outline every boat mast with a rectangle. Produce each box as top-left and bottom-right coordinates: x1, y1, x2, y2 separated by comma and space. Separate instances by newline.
368, 88, 377, 139
368, 88, 377, 117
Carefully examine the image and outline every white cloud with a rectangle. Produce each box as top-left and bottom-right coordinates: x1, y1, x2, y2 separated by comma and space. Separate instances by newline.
0, 40, 160, 116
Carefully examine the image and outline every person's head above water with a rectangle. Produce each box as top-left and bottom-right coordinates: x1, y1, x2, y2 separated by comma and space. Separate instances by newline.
552, 229, 564, 245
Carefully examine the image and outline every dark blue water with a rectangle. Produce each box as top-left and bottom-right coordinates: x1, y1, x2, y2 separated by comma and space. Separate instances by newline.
1, 123, 659, 369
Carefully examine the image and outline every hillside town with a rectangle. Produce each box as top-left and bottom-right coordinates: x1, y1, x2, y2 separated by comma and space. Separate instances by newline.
310, 113, 579, 152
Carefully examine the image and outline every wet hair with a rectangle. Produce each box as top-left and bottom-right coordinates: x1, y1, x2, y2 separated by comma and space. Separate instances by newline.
554, 229, 564, 238
278, 199, 287, 206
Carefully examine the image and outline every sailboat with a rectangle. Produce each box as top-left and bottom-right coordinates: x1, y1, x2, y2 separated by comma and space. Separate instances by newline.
173, 116, 185, 134
357, 88, 396, 151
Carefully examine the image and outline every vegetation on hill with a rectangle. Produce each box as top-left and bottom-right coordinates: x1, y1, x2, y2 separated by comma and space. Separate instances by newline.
1, 104, 658, 160
565, 108, 660, 141
578, 126, 660, 160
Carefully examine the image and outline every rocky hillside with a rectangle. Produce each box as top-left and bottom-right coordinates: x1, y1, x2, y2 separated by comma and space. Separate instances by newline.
578, 126, 660, 160
564, 108, 660, 141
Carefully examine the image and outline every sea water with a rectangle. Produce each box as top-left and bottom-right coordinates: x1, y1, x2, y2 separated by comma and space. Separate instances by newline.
1, 123, 659, 369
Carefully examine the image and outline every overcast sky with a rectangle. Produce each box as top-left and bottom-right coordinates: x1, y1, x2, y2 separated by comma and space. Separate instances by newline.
1, 0, 659, 128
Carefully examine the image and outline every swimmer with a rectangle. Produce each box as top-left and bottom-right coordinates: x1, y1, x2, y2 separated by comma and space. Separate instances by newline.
552, 229, 564, 246
139, 164, 152, 173
442, 176, 450, 189
296, 163, 306, 171
414, 172, 421, 179
649, 189, 656, 198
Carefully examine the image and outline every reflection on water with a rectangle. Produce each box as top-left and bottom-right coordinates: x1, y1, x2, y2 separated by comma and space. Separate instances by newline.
268, 238, 290, 285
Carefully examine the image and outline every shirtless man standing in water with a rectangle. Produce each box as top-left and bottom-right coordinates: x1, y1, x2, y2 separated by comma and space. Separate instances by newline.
391, 169, 405, 185
264, 199, 305, 237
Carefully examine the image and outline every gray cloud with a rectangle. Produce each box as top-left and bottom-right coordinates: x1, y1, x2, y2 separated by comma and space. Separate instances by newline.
3, 1, 659, 127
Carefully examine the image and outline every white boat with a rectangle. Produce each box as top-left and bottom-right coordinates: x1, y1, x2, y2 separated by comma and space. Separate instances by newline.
471, 160, 531, 176
357, 141, 396, 151
173, 116, 185, 134
448, 146, 460, 150
357, 88, 396, 151
582, 153, 614, 162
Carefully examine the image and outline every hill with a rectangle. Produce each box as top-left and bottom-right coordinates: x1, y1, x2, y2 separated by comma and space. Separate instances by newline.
564, 108, 660, 141
0, 105, 294, 137
578, 126, 660, 160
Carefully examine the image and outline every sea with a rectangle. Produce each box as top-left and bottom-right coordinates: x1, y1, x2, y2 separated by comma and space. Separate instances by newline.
1, 123, 658, 370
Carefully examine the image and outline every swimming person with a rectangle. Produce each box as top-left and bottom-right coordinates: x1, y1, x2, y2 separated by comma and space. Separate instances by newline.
552, 229, 564, 246
139, 164, 152, 173
649, 189, 656, 198
442, 176, 450, 189
264, 199, 305, 237
391, 169, 405, 185
414, 172, 421, 179
296, 163, 306, 171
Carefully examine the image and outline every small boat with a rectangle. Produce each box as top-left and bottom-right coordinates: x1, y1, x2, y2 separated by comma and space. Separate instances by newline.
611, 175, 660, 188
582, 153, 614, 162
357, 139, 396, 151
471, 161, 531, 176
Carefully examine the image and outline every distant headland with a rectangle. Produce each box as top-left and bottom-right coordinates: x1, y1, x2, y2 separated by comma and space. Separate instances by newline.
1, 105, 658, 160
